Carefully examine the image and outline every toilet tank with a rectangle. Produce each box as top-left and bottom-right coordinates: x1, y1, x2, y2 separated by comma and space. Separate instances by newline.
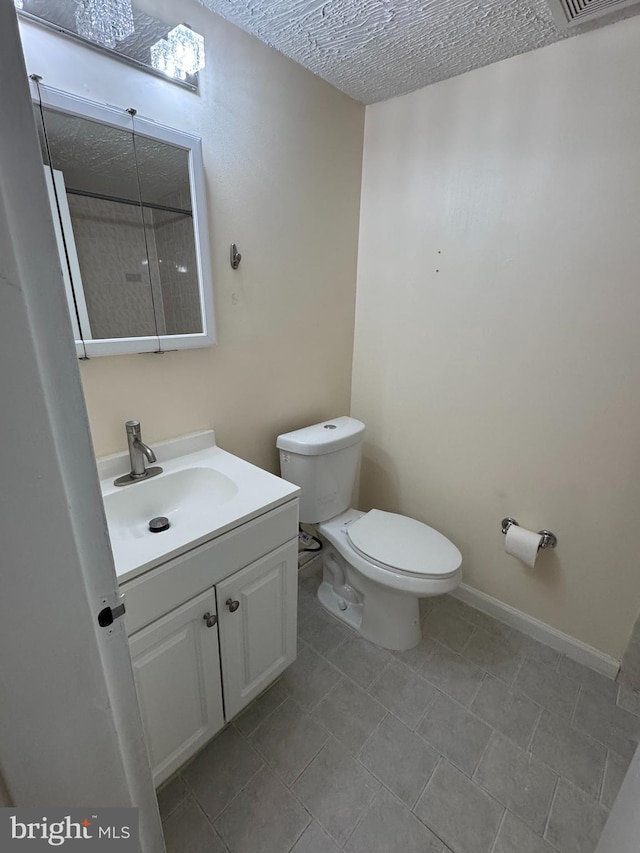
276, 417, 365, 524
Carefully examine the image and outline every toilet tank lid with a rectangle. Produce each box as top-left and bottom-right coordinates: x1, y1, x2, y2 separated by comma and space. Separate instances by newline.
277, 417, 365, 455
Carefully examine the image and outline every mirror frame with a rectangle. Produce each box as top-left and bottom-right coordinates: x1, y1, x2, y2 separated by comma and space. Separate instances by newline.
30, 81, 216, 357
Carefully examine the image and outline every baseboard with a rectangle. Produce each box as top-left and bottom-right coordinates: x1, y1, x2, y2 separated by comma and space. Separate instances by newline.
451, 583, 620, 679
298, 551, 323, 572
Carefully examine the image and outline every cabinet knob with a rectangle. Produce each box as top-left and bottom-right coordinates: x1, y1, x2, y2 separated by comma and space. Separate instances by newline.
203, 612, 217, 628
226, 598, 240, 613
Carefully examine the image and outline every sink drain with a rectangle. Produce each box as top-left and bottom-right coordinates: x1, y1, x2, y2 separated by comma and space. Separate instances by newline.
149, 516, 170, 533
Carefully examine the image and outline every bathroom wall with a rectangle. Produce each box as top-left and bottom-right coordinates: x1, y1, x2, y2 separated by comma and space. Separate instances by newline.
352, 17, 640, 660
18, 0, 364, 470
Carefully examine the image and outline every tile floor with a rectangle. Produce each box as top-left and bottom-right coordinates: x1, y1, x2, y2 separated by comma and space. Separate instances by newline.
158, 560, 640, 853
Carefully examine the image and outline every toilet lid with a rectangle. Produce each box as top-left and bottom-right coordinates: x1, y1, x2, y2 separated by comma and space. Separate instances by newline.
346, 509, 462, 577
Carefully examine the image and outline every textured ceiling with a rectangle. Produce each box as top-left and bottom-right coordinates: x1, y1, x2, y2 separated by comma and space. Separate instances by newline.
196, 0, 638, 103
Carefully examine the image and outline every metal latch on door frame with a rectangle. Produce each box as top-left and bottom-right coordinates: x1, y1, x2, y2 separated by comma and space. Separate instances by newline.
98, 595, 126, 627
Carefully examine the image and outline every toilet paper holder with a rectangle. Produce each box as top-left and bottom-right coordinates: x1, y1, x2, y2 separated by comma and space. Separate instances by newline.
501, 518, 557, 550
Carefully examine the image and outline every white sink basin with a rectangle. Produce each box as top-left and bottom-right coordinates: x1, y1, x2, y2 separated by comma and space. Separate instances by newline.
98, 430, 299, 583
103, 467, 239, 541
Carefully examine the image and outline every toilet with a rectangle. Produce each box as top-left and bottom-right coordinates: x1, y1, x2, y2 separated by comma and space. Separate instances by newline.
277, 416, 462, 651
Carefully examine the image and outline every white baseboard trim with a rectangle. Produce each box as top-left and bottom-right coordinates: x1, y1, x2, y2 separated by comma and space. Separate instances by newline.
451, 583, 620, 679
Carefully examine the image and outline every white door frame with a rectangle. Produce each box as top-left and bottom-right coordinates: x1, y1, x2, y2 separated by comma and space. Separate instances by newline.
0, 7, 164, 850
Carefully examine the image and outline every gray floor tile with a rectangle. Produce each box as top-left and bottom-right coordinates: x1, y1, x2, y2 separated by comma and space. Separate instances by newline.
292, 739, 380, 846
328, 636, 391, 690
298, 566, 323, 623
572, 688, 640, 761
291, 821, 340, 853
461, 628, 522, 685
471, 675, 541, 749
530, 709, 606, 798
430, 595, 479, 625
344, 786, 442, 853
414, 760, 504, 853
545, 779, 609, 853
474, 734, 557, 834
298, 607, 354, 657
299, 588, 323, 624
617, 684, 640, 717
469, 610, 512, 640
417, 691, 492, 777
215, 766, 310, 853
418, 642, 485, 706
434, 596, 511, 640
183, 726, 264, 820
422, 606, 475, 652
358, 713, 440, 806
557, 656, 618, 701
157, 775, 189, 822
419, 597, 435, 618
493, 811, 555, 853
163, 797, 226, 853
249, 697, 328, 785
298, 578, 322, 616
391, 634, 439, 671
299, 562, 323, 596
514, 657, 580, 719
312, 678, 386, 755
508, 629, 561, 667
233, 682, 288, 736
601, 749, 631, 809
280, 643, 341, 711
369, 659, 439, 728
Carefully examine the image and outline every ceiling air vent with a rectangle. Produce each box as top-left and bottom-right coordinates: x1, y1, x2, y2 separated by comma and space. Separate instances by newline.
547, 0, 640, 27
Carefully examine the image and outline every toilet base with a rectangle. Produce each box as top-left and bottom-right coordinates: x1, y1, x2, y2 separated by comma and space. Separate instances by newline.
318, 557, 422, 651
317, 581, 363, 632
358, 572, 422, 650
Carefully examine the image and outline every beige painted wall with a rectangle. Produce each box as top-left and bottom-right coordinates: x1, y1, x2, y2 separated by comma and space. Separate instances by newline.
353, 17, 640, 660
19, 0, 364, 472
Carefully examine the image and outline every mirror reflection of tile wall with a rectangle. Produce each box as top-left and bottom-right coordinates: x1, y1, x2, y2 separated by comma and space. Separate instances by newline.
152, 189, 202, 335
67, 196, 165, 339
67, 193, 201, 338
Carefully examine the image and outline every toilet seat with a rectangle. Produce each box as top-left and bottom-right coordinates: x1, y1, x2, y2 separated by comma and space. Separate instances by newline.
346, 509, 461, 579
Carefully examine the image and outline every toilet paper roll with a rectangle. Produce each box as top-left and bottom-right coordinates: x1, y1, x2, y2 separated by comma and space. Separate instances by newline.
504, 525, 542, 568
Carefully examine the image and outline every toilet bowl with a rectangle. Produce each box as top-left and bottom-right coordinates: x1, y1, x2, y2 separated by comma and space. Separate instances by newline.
277, 417, 462, 651
317, 508, 461, 649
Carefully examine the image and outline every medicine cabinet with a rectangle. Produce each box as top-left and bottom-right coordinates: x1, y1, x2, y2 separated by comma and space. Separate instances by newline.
31, 81, 215, 357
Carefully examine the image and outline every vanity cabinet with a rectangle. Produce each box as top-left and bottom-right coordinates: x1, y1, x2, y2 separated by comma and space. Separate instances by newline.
217, 541, 297, 719
128, 589, 224, 786
120, 499, 299, 786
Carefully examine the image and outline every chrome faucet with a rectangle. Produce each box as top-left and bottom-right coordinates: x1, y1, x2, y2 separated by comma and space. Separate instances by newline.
114, 420, 163, 486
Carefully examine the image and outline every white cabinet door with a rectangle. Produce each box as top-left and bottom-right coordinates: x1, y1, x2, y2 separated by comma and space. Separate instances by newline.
129, 588, 224, 786
217, 539, 298, 719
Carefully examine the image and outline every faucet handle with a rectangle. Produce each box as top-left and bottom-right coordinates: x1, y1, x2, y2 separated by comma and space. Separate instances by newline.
125, 419, 141, 434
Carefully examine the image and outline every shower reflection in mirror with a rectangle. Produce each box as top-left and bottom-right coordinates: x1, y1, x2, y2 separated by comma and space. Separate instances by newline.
30, 80, 215, 358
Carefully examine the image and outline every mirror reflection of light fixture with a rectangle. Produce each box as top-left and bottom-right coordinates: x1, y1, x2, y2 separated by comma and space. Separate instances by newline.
150, 24, 205, 81
15, 1, 202, 91
74, 0, 135, 49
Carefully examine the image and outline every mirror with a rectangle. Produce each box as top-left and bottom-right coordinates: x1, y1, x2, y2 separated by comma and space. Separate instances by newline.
31, 82, 215, 357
